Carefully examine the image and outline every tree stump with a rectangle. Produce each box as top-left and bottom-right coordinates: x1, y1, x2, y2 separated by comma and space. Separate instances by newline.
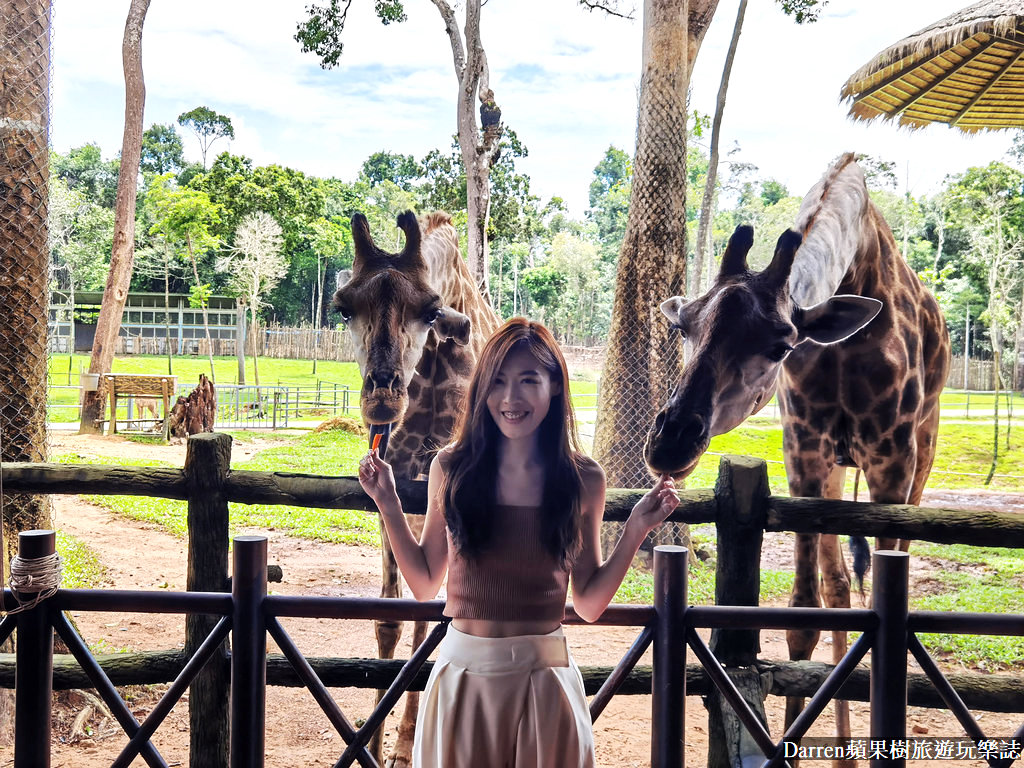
167, 373, 217, 437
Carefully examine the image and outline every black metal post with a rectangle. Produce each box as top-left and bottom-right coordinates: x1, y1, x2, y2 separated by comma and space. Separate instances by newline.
652, 545, 688, 768
14, 530, 55, 768
231, 536, 267, 768
870, 550, 909, 768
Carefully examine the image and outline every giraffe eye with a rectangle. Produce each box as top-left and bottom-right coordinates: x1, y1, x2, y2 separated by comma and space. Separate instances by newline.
765, 343, 793, 362
669, 323, 687, 340
336, 305, 352, 324
424, 307, 440, 325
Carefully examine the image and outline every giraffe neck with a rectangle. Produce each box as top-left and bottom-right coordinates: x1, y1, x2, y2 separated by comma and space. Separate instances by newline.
789, 152, 869, 307
385, 220, 499, 480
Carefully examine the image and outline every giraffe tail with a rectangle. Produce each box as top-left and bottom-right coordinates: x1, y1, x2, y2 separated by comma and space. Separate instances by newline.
849, 535, 870, 596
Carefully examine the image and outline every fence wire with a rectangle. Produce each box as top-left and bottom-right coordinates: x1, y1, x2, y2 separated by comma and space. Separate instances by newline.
0, 0, 53, 554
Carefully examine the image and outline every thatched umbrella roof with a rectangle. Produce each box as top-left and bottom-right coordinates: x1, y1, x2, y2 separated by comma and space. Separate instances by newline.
841, 1, 1024, 132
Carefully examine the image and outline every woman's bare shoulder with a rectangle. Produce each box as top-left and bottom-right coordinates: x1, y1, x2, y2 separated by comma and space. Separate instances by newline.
431, 444, 456, 472
576, 455, 606, 492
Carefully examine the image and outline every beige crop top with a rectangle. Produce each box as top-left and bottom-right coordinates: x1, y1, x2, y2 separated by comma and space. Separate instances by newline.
443, 504, 570, 622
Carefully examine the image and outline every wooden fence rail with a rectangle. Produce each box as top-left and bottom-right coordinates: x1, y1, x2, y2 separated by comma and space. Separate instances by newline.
3, 439, 1024, 768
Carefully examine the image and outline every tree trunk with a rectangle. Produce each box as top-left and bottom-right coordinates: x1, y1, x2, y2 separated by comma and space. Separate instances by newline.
164, 248, 173, 375
0, 0, 53, 739
79, 0, 151, 433
432, 0, 501, 301
251, 315, 262, 386
693, 0, 746, 297
236, 299, 247, 384
186, 236, 218, 383
593, 0, 719, 490
985, 341, 1000, 486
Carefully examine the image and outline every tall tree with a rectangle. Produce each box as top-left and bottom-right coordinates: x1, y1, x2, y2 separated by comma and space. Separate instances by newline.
0, 0, 52, 739
296, 0, 504, 297
178, 106, 235, 170
216, 212, 286, 386
79, 0, 152, 434
147, 175, 223, 381
593, 0, 720, 489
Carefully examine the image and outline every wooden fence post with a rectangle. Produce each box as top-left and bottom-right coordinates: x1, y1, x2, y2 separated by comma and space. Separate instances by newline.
707, 455, 770, 768
185, 432, 232, 768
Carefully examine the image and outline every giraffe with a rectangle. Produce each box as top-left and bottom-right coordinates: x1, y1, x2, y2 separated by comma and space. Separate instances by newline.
332, 209, 499, 767
644, 153, 951, 752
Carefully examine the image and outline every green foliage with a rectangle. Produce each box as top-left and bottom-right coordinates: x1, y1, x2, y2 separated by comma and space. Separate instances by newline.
360, 151, 422, 191
188, 283, 212, 309
49, 177, 114, 293
51, 144, 120, 208
177, 106, 235, 168
295, 0, 407, 69
146, 174, 222, 264
775, 0, 828, 23
141, 123, 185, 175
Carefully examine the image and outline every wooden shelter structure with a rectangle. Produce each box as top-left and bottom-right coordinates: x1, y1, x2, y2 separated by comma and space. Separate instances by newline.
841, 0, 1024, 131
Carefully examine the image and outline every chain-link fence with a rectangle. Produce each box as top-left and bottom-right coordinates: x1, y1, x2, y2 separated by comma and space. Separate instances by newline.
0, 0, 53, 558
592, 24, 690, 556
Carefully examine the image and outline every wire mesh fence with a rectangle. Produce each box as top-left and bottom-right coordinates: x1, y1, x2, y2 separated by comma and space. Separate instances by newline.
0, 0, 53, 547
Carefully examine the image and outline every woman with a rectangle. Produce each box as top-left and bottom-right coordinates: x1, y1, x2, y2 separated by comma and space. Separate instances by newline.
358, 317, 679, 768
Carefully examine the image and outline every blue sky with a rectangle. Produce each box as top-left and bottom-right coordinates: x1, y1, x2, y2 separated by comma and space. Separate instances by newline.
53, 0, 1016, 217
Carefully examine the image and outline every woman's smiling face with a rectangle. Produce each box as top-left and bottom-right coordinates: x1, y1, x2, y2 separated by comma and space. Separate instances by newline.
486, 345, 562, 442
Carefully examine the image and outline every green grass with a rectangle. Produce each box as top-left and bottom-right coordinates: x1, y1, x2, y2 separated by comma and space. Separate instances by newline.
56, 531, 108, 589
909, 542, 1024, 669
611, 560, 793, 607
47, 353, 600, 422
54, 429, 380, 546
679, 420, 1024, 495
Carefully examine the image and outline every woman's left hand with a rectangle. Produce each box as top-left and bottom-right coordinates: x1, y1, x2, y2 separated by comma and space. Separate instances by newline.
628, 474, 679, 534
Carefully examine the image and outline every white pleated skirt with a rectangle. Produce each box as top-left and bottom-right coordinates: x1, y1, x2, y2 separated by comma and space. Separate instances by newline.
413, 625, 596, 768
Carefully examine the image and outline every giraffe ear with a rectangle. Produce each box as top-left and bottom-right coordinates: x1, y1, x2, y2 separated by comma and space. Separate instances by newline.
432, 307, 471, 346
795, 295, 882, 345
660, 296, 694, 336
719, 225, 754, 277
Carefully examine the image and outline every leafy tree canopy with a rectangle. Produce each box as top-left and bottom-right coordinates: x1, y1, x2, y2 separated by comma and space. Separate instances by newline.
51, 144, 120, 209
141, 123, 185, 176
178, 106, 235, 169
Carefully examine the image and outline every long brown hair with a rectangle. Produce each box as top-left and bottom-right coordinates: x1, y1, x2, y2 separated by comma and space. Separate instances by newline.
440, 317, 585, 565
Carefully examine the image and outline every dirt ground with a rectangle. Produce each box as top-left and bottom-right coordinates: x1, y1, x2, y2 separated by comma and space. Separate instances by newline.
11, 432, 1023, 767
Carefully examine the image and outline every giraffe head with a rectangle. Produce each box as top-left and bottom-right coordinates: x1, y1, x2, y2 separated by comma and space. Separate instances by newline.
332, 211, 471, 451
644, 225, 882, 479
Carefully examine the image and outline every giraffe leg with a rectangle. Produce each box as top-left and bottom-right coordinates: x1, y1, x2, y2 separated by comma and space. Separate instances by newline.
819, 534, 855, 767
372, 518, 404, 764
819, 467, 854, 764
387, 619, 427, 768
785, 532, 821, 731
386, 511, 427, 768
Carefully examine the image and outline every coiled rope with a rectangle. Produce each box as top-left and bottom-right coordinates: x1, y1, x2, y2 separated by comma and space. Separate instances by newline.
0, 423, 62, 616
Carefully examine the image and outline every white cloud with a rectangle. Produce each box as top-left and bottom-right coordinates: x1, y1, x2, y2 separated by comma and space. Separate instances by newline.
51, 0, 1018, 217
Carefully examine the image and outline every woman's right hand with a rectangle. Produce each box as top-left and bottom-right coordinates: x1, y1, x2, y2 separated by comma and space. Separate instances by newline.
358, 448, 399, 509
